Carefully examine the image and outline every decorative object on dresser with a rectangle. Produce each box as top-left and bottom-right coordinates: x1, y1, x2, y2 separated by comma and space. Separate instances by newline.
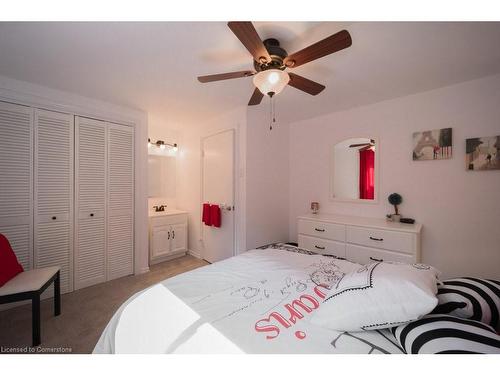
412, 128, 452, 161
149, 210, 188, 265
387, 192, 402, 222
310, 201, 319, 214
297, 213, 422, 264
466, 135, 500, 171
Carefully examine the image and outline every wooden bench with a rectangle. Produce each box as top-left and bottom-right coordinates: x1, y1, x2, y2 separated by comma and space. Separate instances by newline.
0, 266, 61, 346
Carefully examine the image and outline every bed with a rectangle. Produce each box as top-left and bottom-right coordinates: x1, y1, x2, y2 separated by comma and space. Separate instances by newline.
94, 244, 406, 354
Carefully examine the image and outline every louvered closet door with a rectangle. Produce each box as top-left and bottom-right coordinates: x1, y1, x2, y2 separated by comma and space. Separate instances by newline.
106, 123, 134, 280
0, 101, 33, 271
34, 109, 74, 294
74, 117, 106, 289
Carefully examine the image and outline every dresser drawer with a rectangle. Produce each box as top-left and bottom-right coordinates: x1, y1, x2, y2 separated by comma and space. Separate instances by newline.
346, 225, 414, 254
298, 235, 346, 258
346, 244, 415, 265
298, 219, 345, 242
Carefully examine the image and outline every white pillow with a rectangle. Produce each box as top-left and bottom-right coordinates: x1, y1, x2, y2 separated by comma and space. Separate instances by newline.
310, 261, 440, 332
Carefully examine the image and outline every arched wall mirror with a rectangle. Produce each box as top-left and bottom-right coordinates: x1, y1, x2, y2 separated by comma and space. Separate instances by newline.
330, 137, 378, 202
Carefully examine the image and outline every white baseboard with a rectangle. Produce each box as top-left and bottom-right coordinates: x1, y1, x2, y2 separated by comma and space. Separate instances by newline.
187, 249, 202, 259
136, 266, 150, 275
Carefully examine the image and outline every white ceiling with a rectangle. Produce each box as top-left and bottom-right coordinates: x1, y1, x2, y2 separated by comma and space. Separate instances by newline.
1, 22, 500, 128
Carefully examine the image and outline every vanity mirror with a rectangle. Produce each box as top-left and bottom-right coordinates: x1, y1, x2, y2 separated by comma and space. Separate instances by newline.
330, 137, 378, 202
148, 155, 176, 198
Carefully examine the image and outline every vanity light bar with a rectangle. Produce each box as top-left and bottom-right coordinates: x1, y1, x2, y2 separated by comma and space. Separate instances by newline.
148, 138, 178, 150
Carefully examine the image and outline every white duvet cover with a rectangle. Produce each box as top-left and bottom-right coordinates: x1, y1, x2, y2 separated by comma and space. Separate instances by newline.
94, 246, 404, 354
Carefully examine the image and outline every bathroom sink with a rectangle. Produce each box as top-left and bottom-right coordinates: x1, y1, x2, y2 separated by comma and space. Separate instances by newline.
148, 209, 187, 217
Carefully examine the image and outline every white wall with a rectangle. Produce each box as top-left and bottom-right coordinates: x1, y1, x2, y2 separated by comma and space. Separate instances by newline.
245, 108, 290, 249
289, 74, 500, 279
176, 106, 247, 258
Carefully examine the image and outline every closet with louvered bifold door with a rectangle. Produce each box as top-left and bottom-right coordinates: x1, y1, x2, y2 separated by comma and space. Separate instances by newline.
74, 117, 134, 289
0, 99, 135, 298
34, 109, 74, 294
0, 101, 34, 272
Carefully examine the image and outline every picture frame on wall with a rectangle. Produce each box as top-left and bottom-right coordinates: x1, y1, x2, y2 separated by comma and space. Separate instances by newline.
412, 128, 452, 161
466, 135, 500, 171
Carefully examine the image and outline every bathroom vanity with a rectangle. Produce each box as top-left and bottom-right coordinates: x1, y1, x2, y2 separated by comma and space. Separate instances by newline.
149, 210, 188, 265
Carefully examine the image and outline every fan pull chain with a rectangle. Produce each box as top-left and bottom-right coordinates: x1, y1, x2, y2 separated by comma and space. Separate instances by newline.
269, 95, 277, 130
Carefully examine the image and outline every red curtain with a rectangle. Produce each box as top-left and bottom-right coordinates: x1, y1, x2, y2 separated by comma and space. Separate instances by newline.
359, 149, 375, 199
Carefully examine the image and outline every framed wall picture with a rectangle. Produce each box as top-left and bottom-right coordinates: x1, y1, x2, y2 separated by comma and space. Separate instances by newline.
412, 128, 452, 161
466, 135, 500, 171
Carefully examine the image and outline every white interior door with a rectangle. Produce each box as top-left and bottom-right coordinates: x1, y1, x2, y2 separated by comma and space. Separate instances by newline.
75, 116, 107, 290
201, 129, 235, 263
106, 122, 134, 280
34, 109, 74, 294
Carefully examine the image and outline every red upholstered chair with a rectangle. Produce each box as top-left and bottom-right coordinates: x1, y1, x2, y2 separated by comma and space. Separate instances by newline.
0, 233, 61, 347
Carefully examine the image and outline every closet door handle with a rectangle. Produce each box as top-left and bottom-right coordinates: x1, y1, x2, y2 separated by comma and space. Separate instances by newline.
370, 256, 383, 262
168, 231, 170, 240
52, 216, 57, 220
314, 245, 325, 250
369, 236, 383, 241
314, 228, 325, 232
172, 230, 175, 239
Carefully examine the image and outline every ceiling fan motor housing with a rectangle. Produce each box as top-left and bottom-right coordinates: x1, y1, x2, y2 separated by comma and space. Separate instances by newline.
254, 38, 288, 72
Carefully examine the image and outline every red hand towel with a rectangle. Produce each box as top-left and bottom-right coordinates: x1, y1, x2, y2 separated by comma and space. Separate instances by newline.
202, 203, 211, 226
210, 204, 221, 228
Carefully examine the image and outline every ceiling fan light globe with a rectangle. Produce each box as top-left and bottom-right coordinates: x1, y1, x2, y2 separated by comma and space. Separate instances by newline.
253, 69, 290, 96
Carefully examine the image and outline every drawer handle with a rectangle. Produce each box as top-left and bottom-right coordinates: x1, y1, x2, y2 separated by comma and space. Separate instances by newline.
314, 228, 325, 232
370, 256, 383, 262
314, 245, 325, 250
369, 236, 383, 241
52, 216, 57, 220
90, 213, 94, 217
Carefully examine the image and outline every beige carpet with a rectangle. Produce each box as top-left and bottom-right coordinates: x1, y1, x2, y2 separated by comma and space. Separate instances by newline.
0, 255, 208, 354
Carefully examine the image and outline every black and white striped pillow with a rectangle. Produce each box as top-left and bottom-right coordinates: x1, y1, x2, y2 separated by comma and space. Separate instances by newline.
392, 314, 500, 354
433, 277, 500, 331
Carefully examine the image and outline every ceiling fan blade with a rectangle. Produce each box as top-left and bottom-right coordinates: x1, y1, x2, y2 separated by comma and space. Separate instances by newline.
198, 70, 255, 83
227, 22, 272, 63
284, 30, 352, 68
288, 73, 325, 95
248, 87, 264, 106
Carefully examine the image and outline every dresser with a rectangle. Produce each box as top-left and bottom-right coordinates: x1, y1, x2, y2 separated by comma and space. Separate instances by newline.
149, 210, 188, 265
297, 213, 422, 264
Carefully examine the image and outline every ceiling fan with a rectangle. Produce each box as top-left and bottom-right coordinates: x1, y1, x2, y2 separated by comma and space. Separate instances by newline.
197, 22, 352, 106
